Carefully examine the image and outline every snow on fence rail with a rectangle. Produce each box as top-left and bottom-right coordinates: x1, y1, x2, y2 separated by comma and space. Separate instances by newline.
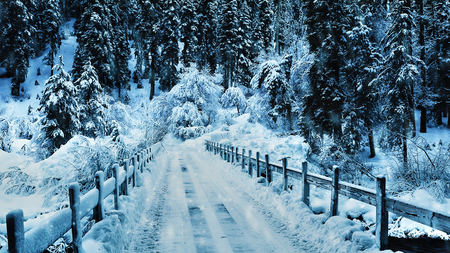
205, 141, 450, 250
1, 145, 160, 253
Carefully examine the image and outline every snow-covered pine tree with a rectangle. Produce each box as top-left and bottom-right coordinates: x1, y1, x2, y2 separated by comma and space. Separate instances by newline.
218, 0, 239, 89
180, 0, 198, 67
302, 0, 347, 143
195, 0, 218, 73
39, 0, 62, 76
160, 0, 180, 91
378, 0, 418, 165
248, 60, 293, 130
134, 0, 160, 99
75, 60, 106, 138
342, 21, 381, 157
39, 57, 80, 154
235, 0, 253, 88
72, 0, 114, 88
0, 0, 33, 96
257, 0, 273, 53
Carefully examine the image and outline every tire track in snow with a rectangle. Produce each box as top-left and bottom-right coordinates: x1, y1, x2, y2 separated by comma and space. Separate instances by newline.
125, 164, 170, 252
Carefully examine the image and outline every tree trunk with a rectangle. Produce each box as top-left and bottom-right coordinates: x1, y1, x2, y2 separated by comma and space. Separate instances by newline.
402, 126, 408, 167
149, 65, 155, 100
419, 106, 427, 133
369, 126, 376, 158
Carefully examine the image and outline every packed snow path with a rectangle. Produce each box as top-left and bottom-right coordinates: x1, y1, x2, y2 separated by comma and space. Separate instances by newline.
125, 141, 306, 253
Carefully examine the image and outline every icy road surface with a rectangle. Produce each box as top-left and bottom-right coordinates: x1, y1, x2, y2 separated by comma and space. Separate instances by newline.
125, 142, 306, 253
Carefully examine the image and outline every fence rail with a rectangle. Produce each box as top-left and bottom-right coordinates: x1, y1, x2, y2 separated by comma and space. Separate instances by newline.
206, 141, 450, 250
1, 145, 160, 253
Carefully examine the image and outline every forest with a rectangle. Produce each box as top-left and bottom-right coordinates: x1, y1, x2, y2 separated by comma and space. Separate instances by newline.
1, 0, 450, 197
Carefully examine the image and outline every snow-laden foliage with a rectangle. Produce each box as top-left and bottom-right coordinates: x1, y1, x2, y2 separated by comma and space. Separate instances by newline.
248, 60, 293, 130
220, 87, 246, 115
75, 61, 107, 138
149, 68, 222, 140
0, 118, 12, 152
37, 58, 80, 156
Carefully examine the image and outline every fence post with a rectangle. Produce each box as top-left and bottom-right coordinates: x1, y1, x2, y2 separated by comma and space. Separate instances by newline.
124, 159, 129, 196
69, 183, 82, 253
376, 177, 388, 250
132, 155, 137, 187
220, 144, 223, 158
113, 164, 120, 210
236, 147, 239, 162
231, 147, 235, 163
265, 154, 271, 186
242, 149, 246, 171
227, 145, 231, 162
256, 152, 260, 177
248, 150, 253, 177
94, 171, 105, 222
331, 166, 340, 216
302, 162, 310, 206
140, 152, 144, 173
6, 209, 25, 253
282, 158, 288, 191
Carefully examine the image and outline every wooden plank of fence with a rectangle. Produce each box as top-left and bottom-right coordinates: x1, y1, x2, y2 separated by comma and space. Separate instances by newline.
256, 152, 260, 177
113, 164, 120, 210
302, 162, 310, 206
265, 154, 271, 186
124, 159, 129, 196
6, 209, 25, 253
376, 177, 388, 250
94, 171, 105, 222
331, 166, 340, 216
232, 146, 235, 163
282, 158, 288, 191
242, 149, 246, 171
248, 150, 253, 177
69, 183, 82, 253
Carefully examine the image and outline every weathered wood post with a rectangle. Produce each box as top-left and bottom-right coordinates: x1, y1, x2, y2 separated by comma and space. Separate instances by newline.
123, 159, 129, 196
256, 152, 260, 177
113, 164, 120, 210
376, 177, 388, 250
132, 155, 137, 187
6, 209, 25, 253
265, 154, 271, 186
248, 150, 253, 177
69, 183, 82, 253
282, 158, 288, 191
140, 152, 144, 173
236, 147, 239, 162
302, 162, 310, 206
94, 171, 105, 222
231, 147, 235, 163
220, 144, 223, 158
227, 145, 231, 162
242, 149, 246, 171
331, 166, 340, 216
213, 142, 216, 155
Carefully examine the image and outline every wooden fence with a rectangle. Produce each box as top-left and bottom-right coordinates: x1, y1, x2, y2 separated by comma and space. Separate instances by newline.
206, 141, 450, 250
1, 145, 159, 253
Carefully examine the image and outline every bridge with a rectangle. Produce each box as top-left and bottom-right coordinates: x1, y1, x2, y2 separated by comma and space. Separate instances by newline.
1, 139, 450, 252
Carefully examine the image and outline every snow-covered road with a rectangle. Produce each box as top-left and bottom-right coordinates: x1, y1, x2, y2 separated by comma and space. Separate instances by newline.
125, 141, 306, 253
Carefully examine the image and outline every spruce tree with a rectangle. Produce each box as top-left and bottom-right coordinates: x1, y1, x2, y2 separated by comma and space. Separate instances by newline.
39, 0, 62, 76
160, 0, 180, 91
195, 0, 218, 73
75, 61, 106, 138
235, 0, 253, 87
0, 0, 33, 96
180, 0, 198, 67
39, 57, 80, 154
218, 0, 238, 89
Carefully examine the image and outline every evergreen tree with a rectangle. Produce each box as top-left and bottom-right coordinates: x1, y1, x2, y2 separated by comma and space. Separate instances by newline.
180, 0, 198, 67
39, 0, 62, 76
258, 0, 273, 52
217, 0, 238, 89
235, 0, 253, 87
195, 0, 218, 73
0, 0, 33, 96
75, 61, 106, 138
72, 0, 115, 88
160, 0, 180, 91
134, 0, 160, 99
39, 57, 80, 154
377, 0, 418, 165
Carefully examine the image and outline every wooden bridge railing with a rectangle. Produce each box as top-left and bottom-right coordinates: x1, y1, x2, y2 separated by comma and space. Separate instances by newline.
1, 144, 160, 253
205, 141, 450, 250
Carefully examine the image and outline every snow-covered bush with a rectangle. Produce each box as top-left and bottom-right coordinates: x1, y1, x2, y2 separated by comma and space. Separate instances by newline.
220, 86, 246, 115
150, 68, 222, 140
248, 60, 293, 131
0, 118, 12, 152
